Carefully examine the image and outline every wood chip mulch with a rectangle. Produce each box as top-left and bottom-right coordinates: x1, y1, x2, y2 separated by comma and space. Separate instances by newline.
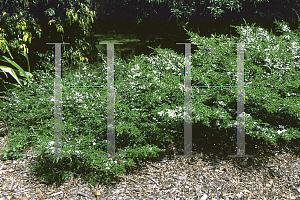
0, 121, 300, 200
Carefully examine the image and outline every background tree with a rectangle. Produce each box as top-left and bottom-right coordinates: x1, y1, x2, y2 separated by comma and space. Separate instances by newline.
87, 0, 300, 21
0, 0, 101, 100
86, 0, 300, 44
0, 0, 98, 88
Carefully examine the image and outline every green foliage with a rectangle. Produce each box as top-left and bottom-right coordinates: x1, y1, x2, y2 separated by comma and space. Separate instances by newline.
0, 7, 36, 95
145, 0, 282, 19
185, 19, 300, 144
1, 143, 25, 161
1, 19, 300, 189
0, 0, 98, 81
0, 43, 34, 95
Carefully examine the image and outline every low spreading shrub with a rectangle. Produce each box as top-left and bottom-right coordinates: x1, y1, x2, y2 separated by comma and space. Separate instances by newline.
186, 19, 300, 145
0, 19, 299, 188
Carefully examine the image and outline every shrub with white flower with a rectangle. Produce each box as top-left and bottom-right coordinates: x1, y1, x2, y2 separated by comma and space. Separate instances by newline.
1, 19, 299, 187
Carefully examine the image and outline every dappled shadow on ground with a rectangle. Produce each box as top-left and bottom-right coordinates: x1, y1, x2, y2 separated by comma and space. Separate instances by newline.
120, 132, 300, 181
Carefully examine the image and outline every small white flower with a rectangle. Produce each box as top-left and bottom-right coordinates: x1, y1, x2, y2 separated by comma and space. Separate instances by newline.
283, 35, 290, 40
75, 150, 82, 155
279, 125, 285, 129
218, 101, 226, 106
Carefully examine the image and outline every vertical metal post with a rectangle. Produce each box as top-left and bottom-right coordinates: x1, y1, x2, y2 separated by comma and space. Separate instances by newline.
99, 42, 122, 159
176, 43, 193, 157
46, 43, 70, 159
107, 43, 116, 158
229, 43, 253, 158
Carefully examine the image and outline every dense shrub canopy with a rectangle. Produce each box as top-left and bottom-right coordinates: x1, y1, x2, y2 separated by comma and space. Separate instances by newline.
0, 19, 300, 188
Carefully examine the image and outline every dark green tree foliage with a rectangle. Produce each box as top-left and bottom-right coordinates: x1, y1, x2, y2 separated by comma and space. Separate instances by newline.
90, 0, 300, 21
0, 0, 99, 75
